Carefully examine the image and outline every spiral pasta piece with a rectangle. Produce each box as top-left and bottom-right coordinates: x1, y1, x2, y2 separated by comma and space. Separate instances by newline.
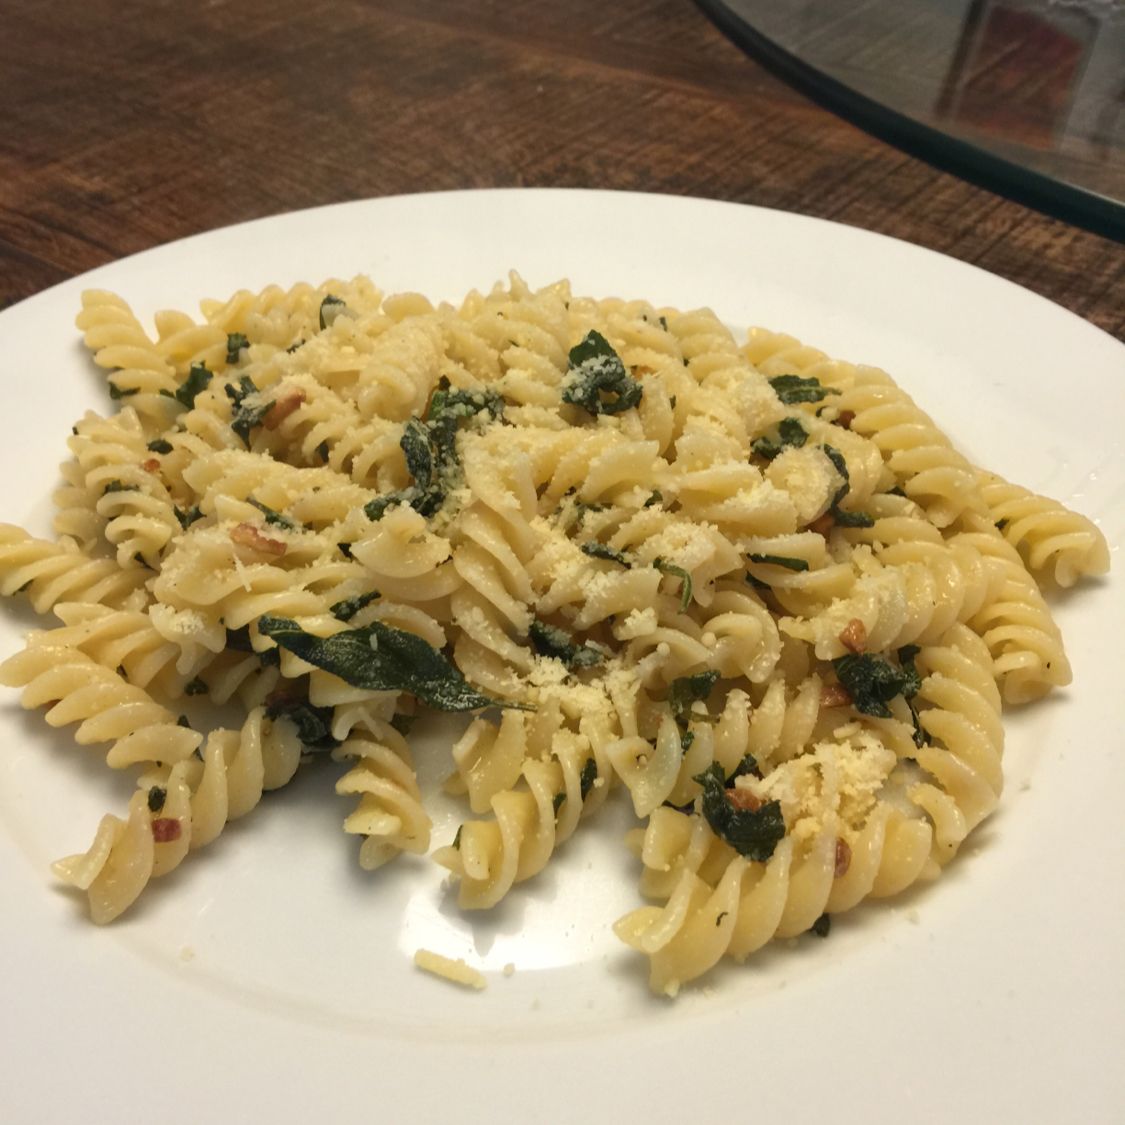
434, 707, 612, 908
28, 602, 212, 698
449, 272, 571, 410
907, 624, 1004, 860
0, 643, 202, 767
67, 408, 181, 568
52, 708, 302, 922
956, 515, 1071, 702
153, 308, 228, 377
52, 458, 105, 549
0, 524, 146, 614
76, 290, 179, 427
978, 471, 1110, 588
334, 728, 431, 870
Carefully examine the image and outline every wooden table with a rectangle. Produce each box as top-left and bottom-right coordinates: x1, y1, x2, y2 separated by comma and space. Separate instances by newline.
2, 0, 1122, 339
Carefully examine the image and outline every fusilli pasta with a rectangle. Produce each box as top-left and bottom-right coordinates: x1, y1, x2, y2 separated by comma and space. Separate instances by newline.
0, 271, 1106, 998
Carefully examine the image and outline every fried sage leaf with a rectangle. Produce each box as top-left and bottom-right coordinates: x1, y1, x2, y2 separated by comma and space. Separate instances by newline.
259, 615, 524, 712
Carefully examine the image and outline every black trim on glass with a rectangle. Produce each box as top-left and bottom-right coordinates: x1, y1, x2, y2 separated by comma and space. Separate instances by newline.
695, 0, 1125, 243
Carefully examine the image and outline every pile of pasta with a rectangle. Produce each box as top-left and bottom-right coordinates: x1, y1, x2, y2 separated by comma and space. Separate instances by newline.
0, 273, 1108, 995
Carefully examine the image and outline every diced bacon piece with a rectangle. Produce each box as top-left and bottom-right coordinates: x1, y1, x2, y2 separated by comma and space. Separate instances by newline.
726, 787, 762, 813
839, 617, 867, 654
231, 522, 286, 556
263, 389, 307, 430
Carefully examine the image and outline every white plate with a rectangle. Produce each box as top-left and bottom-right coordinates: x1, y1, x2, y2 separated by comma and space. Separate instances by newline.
0, 190, 1121, 1124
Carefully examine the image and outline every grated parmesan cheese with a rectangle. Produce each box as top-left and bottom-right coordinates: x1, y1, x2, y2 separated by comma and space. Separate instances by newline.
615, 606, 658, 640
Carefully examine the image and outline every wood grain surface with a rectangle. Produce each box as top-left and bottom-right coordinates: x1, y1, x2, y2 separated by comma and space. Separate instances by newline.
1, 0, 1122, 339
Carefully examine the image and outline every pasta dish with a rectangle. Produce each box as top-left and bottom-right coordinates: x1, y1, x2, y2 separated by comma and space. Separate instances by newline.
0, 273, 1107, 995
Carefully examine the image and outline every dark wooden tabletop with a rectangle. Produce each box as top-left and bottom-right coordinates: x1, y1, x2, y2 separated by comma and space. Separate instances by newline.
2, 0, 1123, 340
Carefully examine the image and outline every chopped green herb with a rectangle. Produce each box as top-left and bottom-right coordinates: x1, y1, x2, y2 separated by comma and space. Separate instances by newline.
365, 385, 503, 522
581, 542, 631, 567
400, 417, 433, 492
364, 492, 411, 521
108, 382, 137, 401
316, 440, 330, 463
821, 443, 850, 509
338, 542, 354, 559
226, 375, 273, 447
552, 791, 567, 815
716, 911, 728, 927
995, 518, 1009, 532
668, 670, 719, 725
319, 295, 347, 330
811, 913, 831, 938
101, 480, 134, 495
748, 553, 810, 572
830, 508, 876, 528
174, 505, 202, 530
821, 444, 874, 528
258, 615, 525, 712
658, 315, 668, 331
176, 715, 192, 729
896, 644, 930, 748
147, 786, 167, 813
452, 825, 463, 849
248, 497, 297, 530
562, 330, 643, 416
694, 763, 785, 861
146, 439, 173, 454
428, 383, 505, 428
768, 373, 838, 405
571, 499, 607, 529
579, 758, 598, 801
528, 620, 603, 669
286, 339, 305, 354
264, 697, 338, 750
225, 332, 249, 364
330, 590, 381, 622
159, 362, 212, 410
832, 651, 922, 720
727, 754, 761, 782
680, 730, 695, 752
653, 558, 693, 611
643, 490, 663, 508
751, 417, 809, 461
184, 677, 207, 696
259, 646, 280, 667
778, 416, 809, 447
897, 644, 923, 699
